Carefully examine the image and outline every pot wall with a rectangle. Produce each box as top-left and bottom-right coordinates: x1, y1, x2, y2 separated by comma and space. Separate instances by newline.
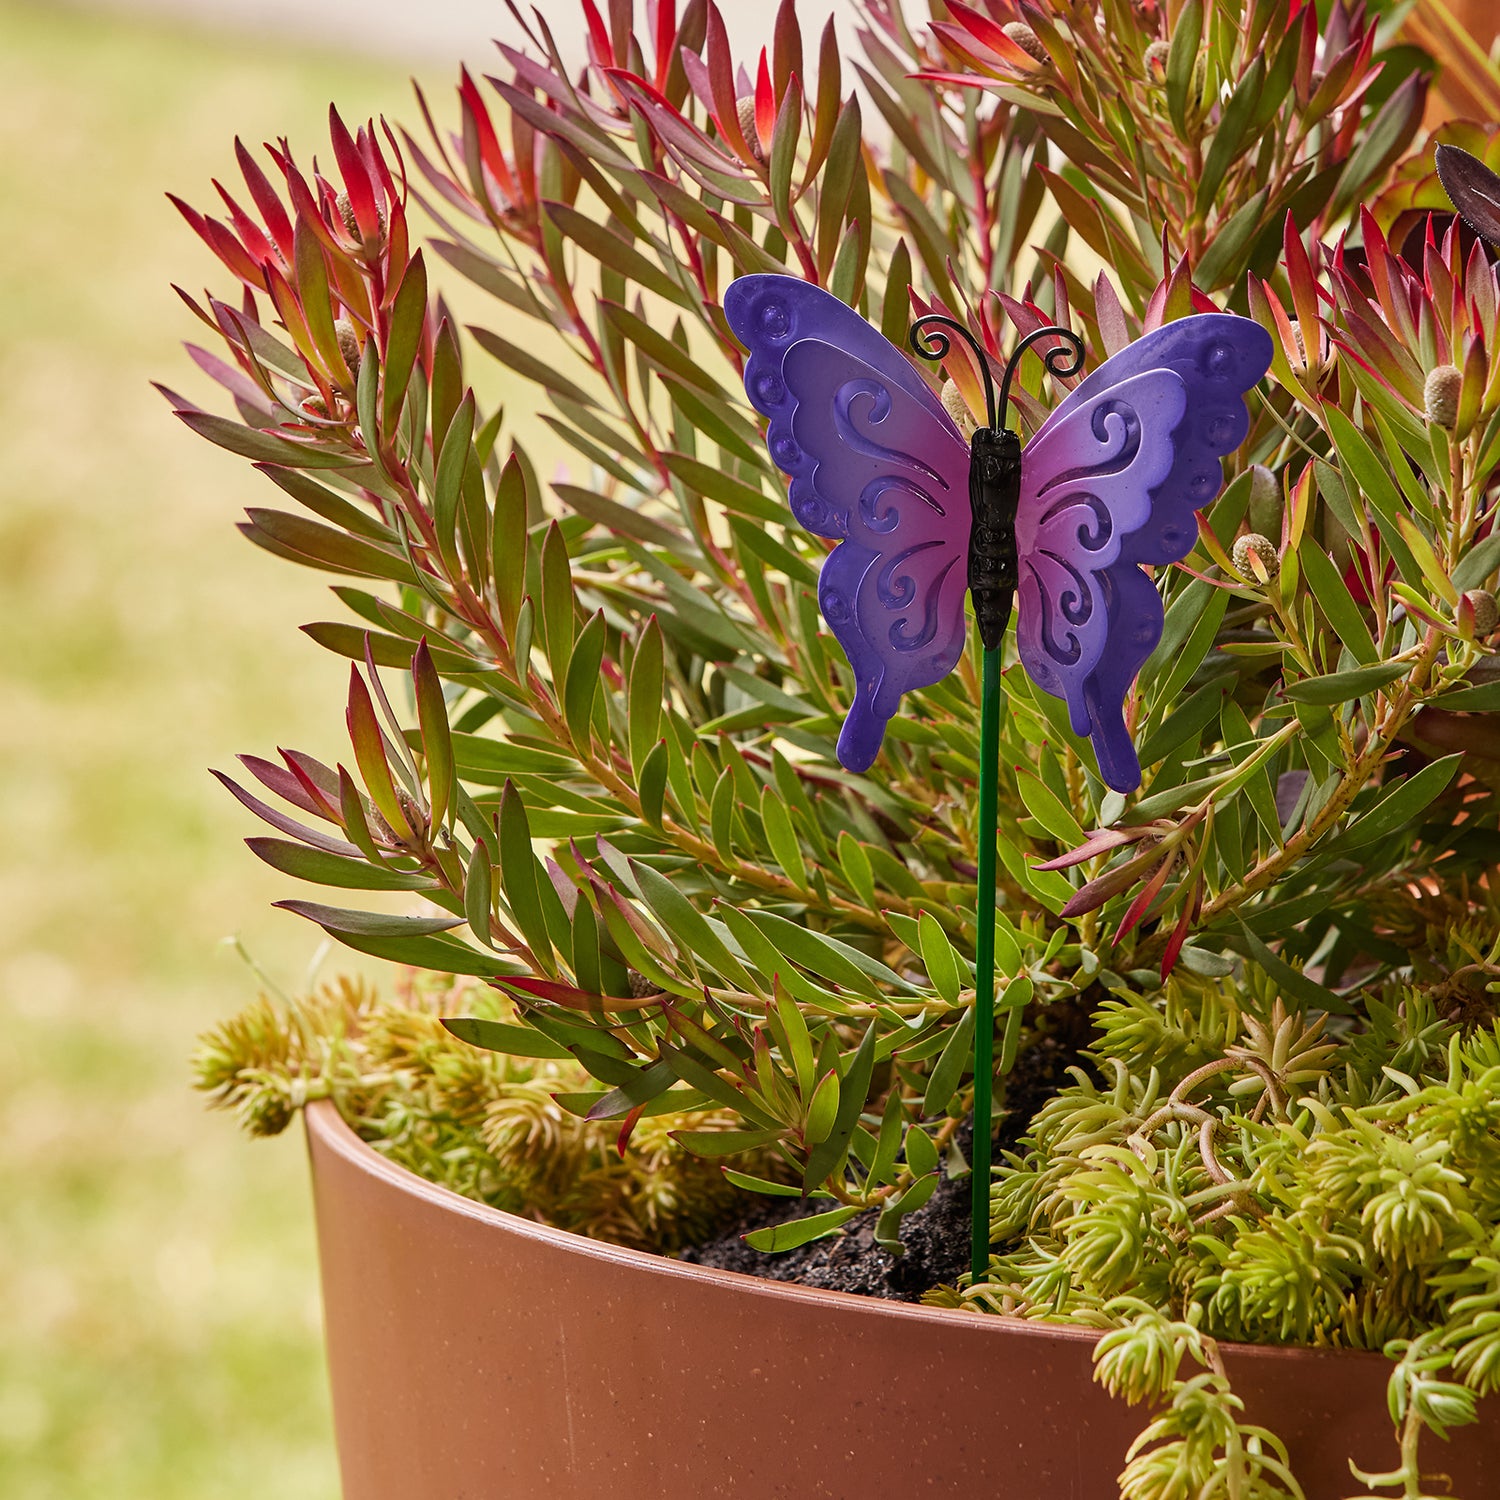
304, 1101, 1493, 1499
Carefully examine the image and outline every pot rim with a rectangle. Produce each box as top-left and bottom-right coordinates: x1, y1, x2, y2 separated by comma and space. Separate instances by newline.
304, 1097, 1390, 1369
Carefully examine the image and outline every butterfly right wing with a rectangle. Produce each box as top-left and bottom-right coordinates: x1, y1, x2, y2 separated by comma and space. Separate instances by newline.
725, 276, 973, 771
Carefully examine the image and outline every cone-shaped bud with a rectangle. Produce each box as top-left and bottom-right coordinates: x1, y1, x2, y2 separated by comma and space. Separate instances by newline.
1003, 22, 1049, 64
1459, 588, 1498, 639
1425, 365, 1462, 429
941, 379, 979, 439
1144, 40, 1171, 74
736, 97, 766, 163
335, 318, 361, 375
1231, 532, 1281, 584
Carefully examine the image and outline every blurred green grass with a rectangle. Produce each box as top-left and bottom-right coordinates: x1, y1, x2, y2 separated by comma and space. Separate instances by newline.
0, 6, 432, 1495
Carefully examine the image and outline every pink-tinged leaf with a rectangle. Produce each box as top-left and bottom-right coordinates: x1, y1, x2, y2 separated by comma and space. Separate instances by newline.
653, 0, 676, 89
1094, 270, 1131, 358
234, 138, 294, 261
1160, 899, 1195, 980
1033, 827, 1147, 872
1282, 213, 1320, 363
458, 67, 518, 208
211, 180, 277, 268
412, 638, 454, 831
237, 752, 333, 820
580, 0, 614, 69
616, 1103, 646, 1156
1115, 854, 1176, 943
329, 105, 380, 242
1058, 848, 1158, 919
771, 0, 802, 101
503, 974, 665, 1012
346, 665, 414, 840
754, 49, 776, 155
704, 3, 753, 162
211, 769, 364, 856
184, 343, 273, 411
606, 70, 740, 172
284, 748, 346, 815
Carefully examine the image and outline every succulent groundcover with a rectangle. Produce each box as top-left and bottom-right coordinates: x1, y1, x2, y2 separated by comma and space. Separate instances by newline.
180, 2, 1500, 1495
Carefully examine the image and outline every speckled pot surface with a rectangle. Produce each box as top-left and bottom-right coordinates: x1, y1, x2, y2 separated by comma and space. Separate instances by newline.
304, 1100, 1494, 1499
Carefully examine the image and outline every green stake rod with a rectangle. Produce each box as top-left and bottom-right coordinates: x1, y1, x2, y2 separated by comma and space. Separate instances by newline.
971, 642, 1004, 1284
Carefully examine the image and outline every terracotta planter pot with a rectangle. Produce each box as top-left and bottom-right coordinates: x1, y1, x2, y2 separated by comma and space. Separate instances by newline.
305, 1100, 1493, 1498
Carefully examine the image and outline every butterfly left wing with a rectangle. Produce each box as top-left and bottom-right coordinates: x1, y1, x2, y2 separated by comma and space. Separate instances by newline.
1015, 314, 1273, 792
725, 276, 972, 772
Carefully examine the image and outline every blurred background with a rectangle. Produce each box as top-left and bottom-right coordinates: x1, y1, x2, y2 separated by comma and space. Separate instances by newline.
0, 1, 846, 1495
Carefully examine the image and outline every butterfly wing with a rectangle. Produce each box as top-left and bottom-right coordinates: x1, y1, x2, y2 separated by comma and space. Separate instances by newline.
725, 276, 972, 771
1016, 314, 1273, 792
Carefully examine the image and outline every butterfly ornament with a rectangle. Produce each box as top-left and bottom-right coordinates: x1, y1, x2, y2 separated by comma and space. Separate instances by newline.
724, 275, 1273, 793
725, 274, 1270, 1281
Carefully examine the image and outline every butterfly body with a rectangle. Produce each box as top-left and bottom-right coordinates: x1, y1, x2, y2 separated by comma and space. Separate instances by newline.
725, 275, 1271, 792
968, 426, 1022, 652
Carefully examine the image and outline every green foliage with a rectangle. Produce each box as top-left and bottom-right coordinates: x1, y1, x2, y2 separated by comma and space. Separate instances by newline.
170, 0, 1500, 1492
195, 975, 778, 1252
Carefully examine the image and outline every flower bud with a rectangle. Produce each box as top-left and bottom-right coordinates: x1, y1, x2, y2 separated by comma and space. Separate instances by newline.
1459, 588, 1498, 639
1143, 40, 1171, 75
1424, 364, 1462, 429
626, 968, 657, 999
735, 97, 766, 163
1003, 21, 1049, 65
1231, 532, 1281, 584
336, 191, 388, 249
335, 318, 361, 375
941, 379, 979, 439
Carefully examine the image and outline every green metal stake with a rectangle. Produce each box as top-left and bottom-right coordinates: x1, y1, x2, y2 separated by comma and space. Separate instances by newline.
970, 641, 1003, 1285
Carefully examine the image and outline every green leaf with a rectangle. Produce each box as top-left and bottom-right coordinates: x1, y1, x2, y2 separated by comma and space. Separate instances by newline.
743, 1204, 861, 1253
1235, 922, 1351, 1014
1339, 755, 1462, 850
760, 789, 809, 892
498, 781, 555, 973
539, 522, 575, 685
631, 862, 758, 989
1282, 661, 1408, 705
629, 617, 664, 778
637, 740, 669, 828
242, 509, 419, 583
180, 410, 358, 469
1323, 406, 1422, 585
1015, 767, 1086, 847
412, 639, 453, 830
1165, 0, 1203, 134
836, 831, 876, 908
1436, 680, 1500, 712
1453, 529, 1500, 592
672, 1127, 785, 1158
492, 456, 530, 643
722, 1170, 808, 1198
464, 838, 493, 947
467, 324, 600, 410
918, 911, 963, 1006
441, 1015, 572, 1059
563, 609, 607, 747
774, 982, 815, 1098
803, 1068, 840, 1144
383, 251, 427, 428
543, 200, 693, 309
661, 451, 785, 525
803, 1020, 876, 1188
245, 837, 433, 891
1298, 542, 1377, 665
432, 391, 474, 576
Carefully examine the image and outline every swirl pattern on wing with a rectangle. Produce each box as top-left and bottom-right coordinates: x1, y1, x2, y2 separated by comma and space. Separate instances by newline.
1016, 315, 1273, 791
724, 276, 972, 771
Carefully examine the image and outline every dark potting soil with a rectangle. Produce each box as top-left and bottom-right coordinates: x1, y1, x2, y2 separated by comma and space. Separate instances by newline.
677, 998, 1095, 1302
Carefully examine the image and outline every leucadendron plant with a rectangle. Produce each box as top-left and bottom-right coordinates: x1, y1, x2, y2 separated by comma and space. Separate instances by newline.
180, 1, 1500, 1494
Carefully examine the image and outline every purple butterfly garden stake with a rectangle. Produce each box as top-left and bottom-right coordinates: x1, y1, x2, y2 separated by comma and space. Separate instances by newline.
725, 274, 1272, 1280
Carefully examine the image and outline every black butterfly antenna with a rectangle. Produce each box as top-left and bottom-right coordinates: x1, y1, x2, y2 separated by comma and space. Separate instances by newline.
909, 315, 1085, 433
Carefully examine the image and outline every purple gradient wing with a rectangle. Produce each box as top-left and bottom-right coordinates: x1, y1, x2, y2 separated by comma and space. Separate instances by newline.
724, 275, 972, 771
1016, 315, 1272, 792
